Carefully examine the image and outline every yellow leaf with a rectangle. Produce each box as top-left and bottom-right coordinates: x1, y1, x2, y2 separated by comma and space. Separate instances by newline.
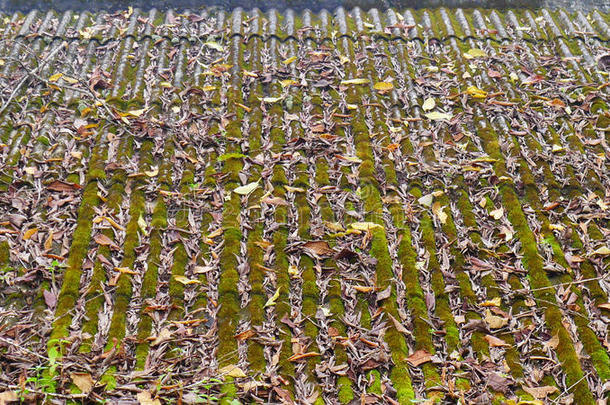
144, 166, 158, 177
422, 97, 435, 111
137, 214, 148, 236
432, 202, 448, 224
283, 56, 297, 65
63, 76, 78, 84
350, 222, 384, 231
265, 287, 281, 307
243, 70, 258, 78
70, 151, 83, 159
481, 297, 502, 307
425, 111, 453, 121
219, 364, 248, 378
233, 181, 259, 195
288, 265, 300, 278
160, 81, 172, 88
127, 108, 146, 117
464, 48, 487, 59
324, 221, 345, 232
49, 73, 63, 82
23, 228, 38, 240
466, 85, 488, 99
204, 41, 224, 51
174, 275, 201, 285
341, 78, 370, 85
280, 79, 298, 88
373, 81, 394, 92
592, 246, 610, 256
490, 207, 504, 220
260, 96, 283, 103
284, 185, 305, 193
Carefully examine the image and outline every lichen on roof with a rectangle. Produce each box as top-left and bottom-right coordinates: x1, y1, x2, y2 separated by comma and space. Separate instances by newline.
0, 5, 609, 405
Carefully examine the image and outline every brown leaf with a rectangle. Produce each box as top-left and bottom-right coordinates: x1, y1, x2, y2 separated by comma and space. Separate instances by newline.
94, 233, 115, 247
44, 231, 54, 250
43, 290, 57, 309
522, 385, 558, 399
484, 334, 509, 347
388, 314, 412, 337
487, 372, 513, 393
262, 196, 289, 206
406, 349, 432, 367
136, 392, 161, 405
0, 391, 18, 405
543, 333, 559, 350
288, 352, 321, 362
302, 241, 334, 257
47, 180, 81, 192
71, 372, 94, 393
234, 329, 256, 341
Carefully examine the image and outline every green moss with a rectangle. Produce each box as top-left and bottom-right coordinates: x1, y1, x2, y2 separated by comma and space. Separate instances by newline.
476, 122, 595, 404
0, 240, 9, 265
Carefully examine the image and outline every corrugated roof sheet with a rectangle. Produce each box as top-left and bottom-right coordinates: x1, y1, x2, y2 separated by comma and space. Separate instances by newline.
0, 6, 609, 405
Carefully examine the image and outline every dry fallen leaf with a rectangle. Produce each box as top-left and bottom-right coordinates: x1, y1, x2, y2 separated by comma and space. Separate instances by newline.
173, 275, 201, 285
288, 352, 321, 362
94, 233, 116, 247
219, 364, 248, 378
302, 241, 334, 257
373, 81, 394, 93
137, 391, 161, 405
591, 246, 610, 256
485, 309, 508, 329
151, 328, 172, 347
233, 181, 259, 195
0, 391, 18, 405
341, 78, 370, 85
543, 333, 560, 351
350, 222, 384, 231
490, 207, 504, 220
432, 202, 448, 224
234, 329, 256, 341
522, 385, 558, 399
484, 334, 510, 347
425, 111, 453, 121
422, 97, 435, 111
22, 227, 38, 240
406, 349, 432, 367
71, 372, 94, 393
265, 287, 281, 307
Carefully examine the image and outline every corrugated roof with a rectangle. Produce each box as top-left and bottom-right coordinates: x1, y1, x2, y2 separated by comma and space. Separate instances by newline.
0, 6, 609, 405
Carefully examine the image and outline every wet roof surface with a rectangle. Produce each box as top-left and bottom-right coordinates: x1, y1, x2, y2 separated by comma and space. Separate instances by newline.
0, 6, 610, 405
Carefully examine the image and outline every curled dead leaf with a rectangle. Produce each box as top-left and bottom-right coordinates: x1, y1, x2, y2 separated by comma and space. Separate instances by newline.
406, 349, 432, 367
